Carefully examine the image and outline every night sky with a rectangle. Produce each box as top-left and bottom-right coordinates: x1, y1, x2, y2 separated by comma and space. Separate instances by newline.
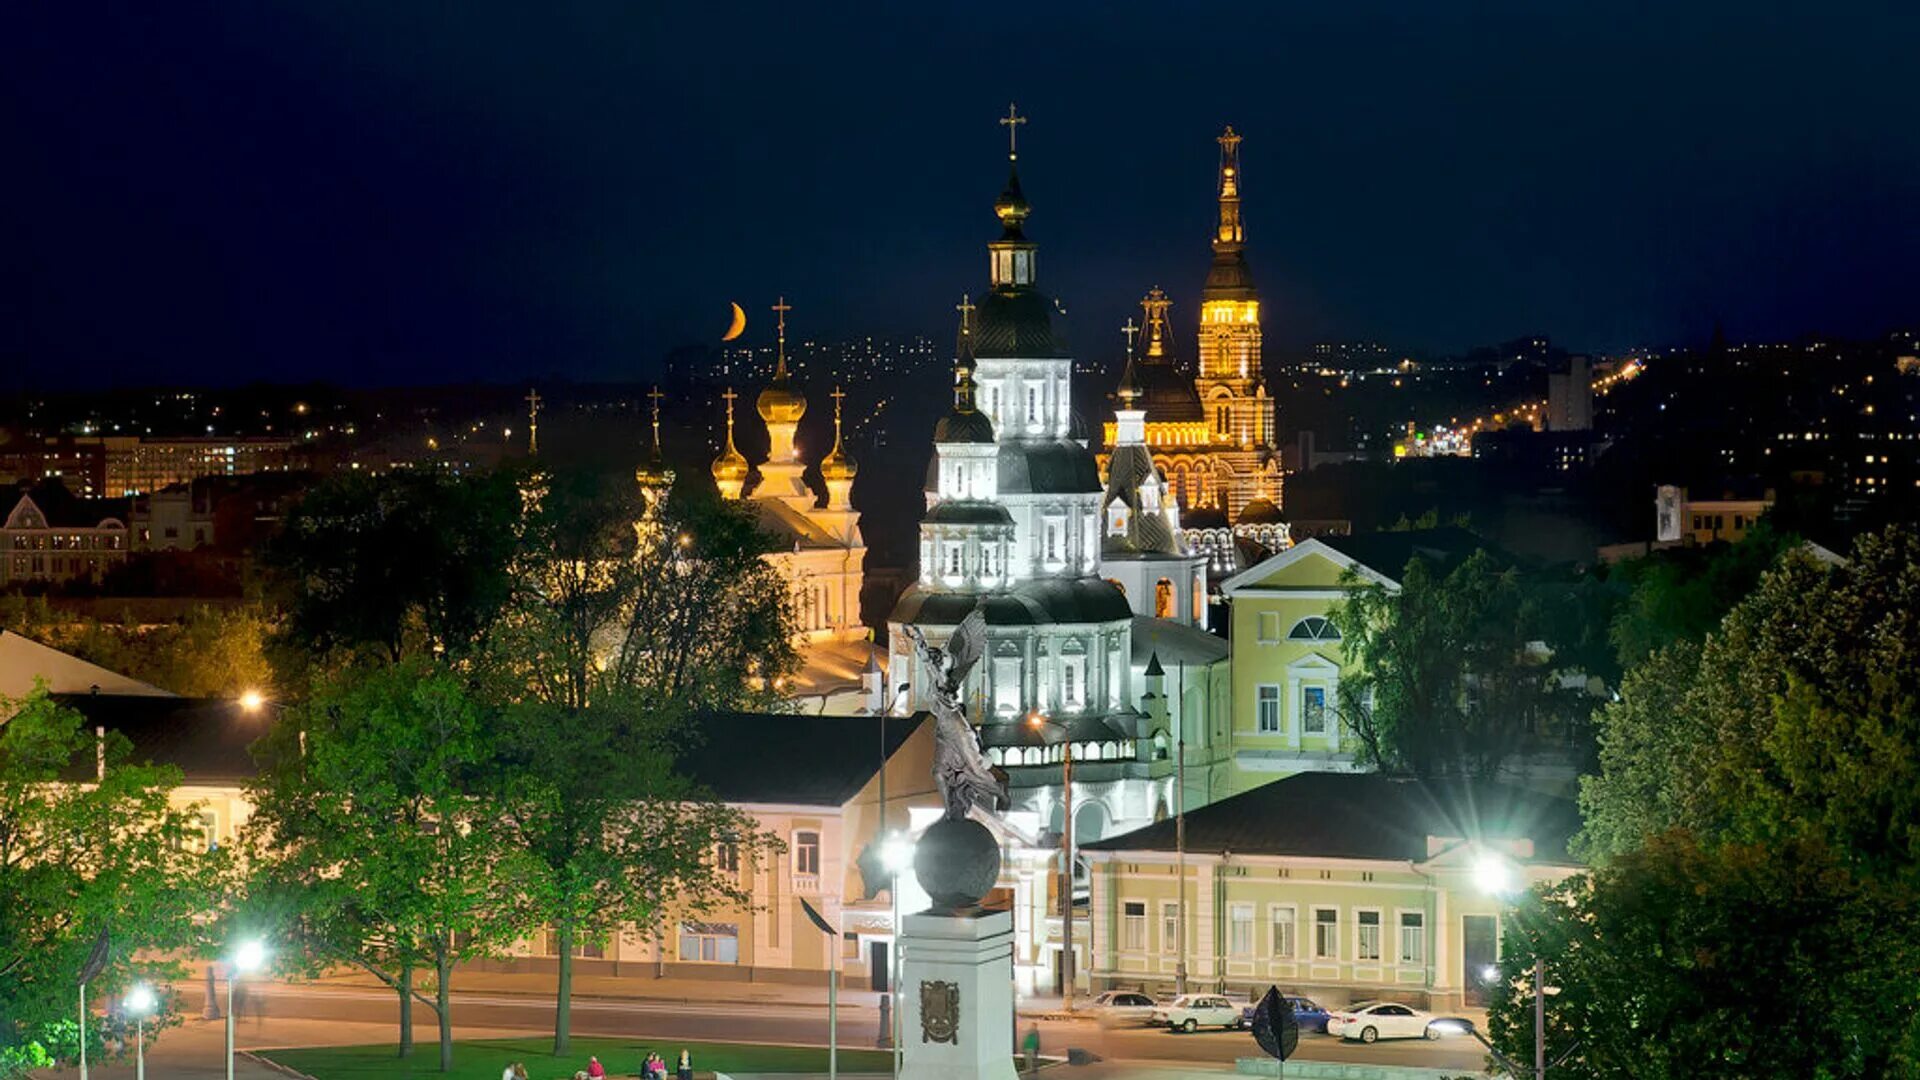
5, 2, 1918, 389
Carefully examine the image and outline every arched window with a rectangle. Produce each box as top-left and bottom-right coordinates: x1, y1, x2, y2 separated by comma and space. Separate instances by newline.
1216, 405, 1231, 435
1288, 616, 1342, 642
1154, 578, 1175, 619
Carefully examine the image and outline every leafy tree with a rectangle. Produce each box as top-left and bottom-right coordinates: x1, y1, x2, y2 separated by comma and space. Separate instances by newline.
0, 690, 228, 1076
482, 471, 792, 1053
265, 471, 521, 666
243, 661, 529, 1071
1605, 521, 1798, 669
1487, 831, 1920, 1079
0, 603, 274, 698
1332, 550, 1570, 779
1577, 528, 1918, 866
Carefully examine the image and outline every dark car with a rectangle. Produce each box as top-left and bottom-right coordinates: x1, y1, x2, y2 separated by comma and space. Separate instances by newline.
1239, 995, 1332, 1034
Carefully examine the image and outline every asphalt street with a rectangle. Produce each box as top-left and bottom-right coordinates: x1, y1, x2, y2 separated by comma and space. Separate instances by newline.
224, 980, 1490, 1073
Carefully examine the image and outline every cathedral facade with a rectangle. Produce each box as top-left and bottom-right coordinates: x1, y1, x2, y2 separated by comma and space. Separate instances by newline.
1097, 128, 1289, 580
704, 304, 869, 711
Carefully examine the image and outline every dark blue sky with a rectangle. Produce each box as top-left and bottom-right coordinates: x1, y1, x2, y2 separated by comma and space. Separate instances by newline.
5, 2, 1918, 388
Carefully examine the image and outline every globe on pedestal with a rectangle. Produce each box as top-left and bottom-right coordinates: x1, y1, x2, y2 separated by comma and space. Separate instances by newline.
913, 817, 1001, 912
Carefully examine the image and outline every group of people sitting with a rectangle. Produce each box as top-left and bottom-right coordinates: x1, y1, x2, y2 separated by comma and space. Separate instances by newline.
503, 1050, 692, 1080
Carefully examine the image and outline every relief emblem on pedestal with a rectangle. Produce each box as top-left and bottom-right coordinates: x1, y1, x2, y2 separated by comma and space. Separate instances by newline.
919, 979, 960, 1044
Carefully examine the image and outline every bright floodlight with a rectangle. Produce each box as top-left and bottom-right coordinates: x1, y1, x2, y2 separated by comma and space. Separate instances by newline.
125, 983, 157, 1016
1473, 852, 1515, 896
231, 939, 267, 973
1480, 964, 1501, 984
238, 690, 265, 712
881, 834, 915, 873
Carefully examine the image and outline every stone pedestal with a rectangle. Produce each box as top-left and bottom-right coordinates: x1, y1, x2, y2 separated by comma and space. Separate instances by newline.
899, 909, 1019, 1080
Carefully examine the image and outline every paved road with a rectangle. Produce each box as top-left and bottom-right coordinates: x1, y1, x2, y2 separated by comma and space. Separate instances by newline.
227, 980, 1487, 1073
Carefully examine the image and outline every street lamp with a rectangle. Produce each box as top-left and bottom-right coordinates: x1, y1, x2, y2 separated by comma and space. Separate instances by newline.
1474, 850, 1557, 1079
124, 983, 157, 1080
225, 940, 267, 1080
880, 833, 914, 1078
1027, 710, 1075, 1012
238, 689, 265, 713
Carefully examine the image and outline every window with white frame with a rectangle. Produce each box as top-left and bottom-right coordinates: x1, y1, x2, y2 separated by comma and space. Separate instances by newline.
1356, 910, 1382, 961
1257, 685, 1281, 733
678, 921, 739, 963
994, 656, 1022, 715
1062, 657, 1082, 706
1045, 520, 1061, 562
1313, 908, 1339, 959
1026, 386, 1038, 424
1287, 616, 1342, 642
1256, 611, 1281, 643
1162, 901, 1180, 954
944, 543, 963, 577
1399, 911, 1425, 965
1229, 903, 1255, 958
793, 830, 820, 877
1270, 906, 1296, 959
1122, 901, 1147, 951
1302, 686, 1328, 733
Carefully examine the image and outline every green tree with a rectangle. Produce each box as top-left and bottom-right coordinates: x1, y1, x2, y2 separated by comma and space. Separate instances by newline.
266, 471, 521, 667
1331, 550, 1565, 779
483, 471, 792, 1053
1486, 832, 1920, 1079
1576, 529, 1917, 865
1605, 520, 1797, 669
243, 661, 529, 1071
0, 690, 228, 1076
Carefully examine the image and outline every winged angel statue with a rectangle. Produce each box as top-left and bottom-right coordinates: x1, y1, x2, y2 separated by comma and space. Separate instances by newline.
902, 608, 1009, 821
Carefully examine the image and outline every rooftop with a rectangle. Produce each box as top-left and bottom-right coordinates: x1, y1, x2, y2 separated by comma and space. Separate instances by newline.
1080, 771, 1580, 865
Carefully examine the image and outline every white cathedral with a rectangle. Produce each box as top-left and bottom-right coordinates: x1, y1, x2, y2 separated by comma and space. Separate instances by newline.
886, 126, 1228, 994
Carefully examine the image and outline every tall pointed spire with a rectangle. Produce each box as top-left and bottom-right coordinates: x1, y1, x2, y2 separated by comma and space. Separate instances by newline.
757, 296, 807, 426
636, 385, 675, 507
648, 385, 665, 463
525, 388, 543, 457
1202, 125, 1256, 304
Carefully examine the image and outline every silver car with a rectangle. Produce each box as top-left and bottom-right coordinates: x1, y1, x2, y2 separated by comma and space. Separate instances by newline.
1086, 990, 1159, 1027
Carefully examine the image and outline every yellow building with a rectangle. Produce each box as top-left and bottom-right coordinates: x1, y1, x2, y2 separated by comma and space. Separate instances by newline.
56, 691, 942, 990
1082, 771, 1581, 1010
1218, 529, 1492, 794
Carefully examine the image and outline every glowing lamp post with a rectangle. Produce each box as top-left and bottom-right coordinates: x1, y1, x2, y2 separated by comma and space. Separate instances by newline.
238, 689, 265, 713
1027, 710, 1075, 1011
225, 940, 267, 1080
124, 983, 157, 1080
880, 833, 914, 1076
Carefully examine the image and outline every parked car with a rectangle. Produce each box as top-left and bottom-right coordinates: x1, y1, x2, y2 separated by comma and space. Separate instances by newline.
1086, 990, 1159, 1027
1239, 995, 1332, 1034
1325, 1001, 1443, 1043
1152, 993, 1242, 1033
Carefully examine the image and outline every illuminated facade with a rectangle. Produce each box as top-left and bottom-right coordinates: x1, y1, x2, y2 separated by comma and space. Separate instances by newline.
709, 302, 867, 648
1097, 128, 1286, 583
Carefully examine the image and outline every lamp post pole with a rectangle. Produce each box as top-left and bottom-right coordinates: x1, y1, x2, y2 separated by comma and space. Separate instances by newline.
1534, 956, 1546, 1080
1175, 661, 1188, 997
1060, 735, 1075, 1012
224, 965, 235, 1080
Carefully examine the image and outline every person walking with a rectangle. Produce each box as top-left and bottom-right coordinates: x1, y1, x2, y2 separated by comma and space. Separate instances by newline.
1022, 1022, 1042, 1075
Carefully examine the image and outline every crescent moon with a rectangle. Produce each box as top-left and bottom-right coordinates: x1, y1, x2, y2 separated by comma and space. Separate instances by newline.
721, 302, 747, 342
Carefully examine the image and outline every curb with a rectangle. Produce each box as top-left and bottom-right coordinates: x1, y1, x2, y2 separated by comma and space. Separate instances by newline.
242, 1050, 320, 1080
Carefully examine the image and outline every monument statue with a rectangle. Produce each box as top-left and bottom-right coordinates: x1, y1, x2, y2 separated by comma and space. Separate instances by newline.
903, 608, 1008, 821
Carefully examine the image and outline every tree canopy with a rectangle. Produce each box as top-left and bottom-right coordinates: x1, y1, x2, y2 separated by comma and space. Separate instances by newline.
0, 691, 229, 1077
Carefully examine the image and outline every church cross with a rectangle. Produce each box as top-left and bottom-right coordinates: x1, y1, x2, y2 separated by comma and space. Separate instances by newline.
525, 389, 542, 457
771, 296, 791, 336
999, 103, 1026, 160
955, 292, 975, 333
1121, 318, 1139, 355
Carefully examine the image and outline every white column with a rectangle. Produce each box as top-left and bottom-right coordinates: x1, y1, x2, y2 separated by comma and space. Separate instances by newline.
1286, 676, 1301, 750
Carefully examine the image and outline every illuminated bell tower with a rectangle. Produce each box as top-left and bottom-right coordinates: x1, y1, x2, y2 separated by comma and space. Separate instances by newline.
1193, 125, 1279, 517
755, 296, 815, 515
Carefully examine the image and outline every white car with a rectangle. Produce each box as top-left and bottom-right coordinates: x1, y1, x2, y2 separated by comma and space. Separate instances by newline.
1326, 1001, 1443, 1043
1151, 993, 1242, 1033
1086, 990, 1159, 1027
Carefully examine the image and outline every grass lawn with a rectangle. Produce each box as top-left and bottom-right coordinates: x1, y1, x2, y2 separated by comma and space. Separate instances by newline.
259, 1036, 896, 1079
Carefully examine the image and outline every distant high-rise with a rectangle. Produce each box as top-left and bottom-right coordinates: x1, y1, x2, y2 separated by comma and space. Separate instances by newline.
1546, 355, 1594, 432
